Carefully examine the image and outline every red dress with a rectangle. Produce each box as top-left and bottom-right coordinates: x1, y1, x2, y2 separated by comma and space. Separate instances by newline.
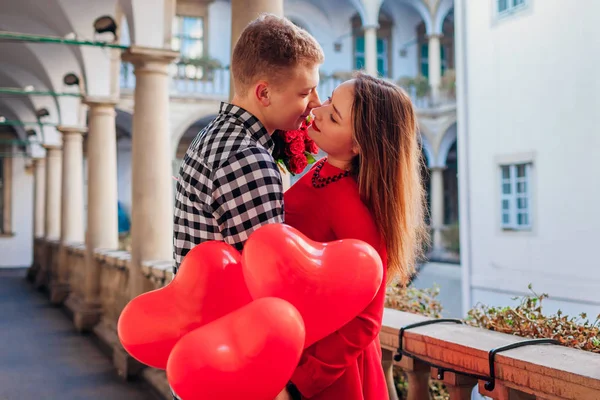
284, 161, 388, 400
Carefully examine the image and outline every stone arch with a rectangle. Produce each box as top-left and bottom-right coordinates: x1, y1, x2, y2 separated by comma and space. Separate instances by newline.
434, 0, 454, 36
284, 1, 331, 36
174, 113, 216, 159
0, 65, 61, 126
0, 14, 84, 127
119, 0, 168, 48
171, 106, 221, 159
0, 104, 30, 142
436, 122, 457, 168
382, 0, 433, 34
420, 133, 434, 169
54, 0, 121, 97
0, 15, 83, 92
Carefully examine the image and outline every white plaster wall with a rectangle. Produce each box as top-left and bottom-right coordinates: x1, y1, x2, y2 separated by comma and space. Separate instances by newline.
385, 3, 422, 79
0, 157, 34, 268
208, 0, 232, 67
461, 0, 600, 315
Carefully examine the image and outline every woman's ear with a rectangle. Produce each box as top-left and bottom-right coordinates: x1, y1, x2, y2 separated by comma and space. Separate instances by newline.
351, 142, 360, 156
255, 82, 271, 106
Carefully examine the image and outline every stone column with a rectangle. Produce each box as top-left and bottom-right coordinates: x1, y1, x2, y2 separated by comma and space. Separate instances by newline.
430, 166, 446, 254
122, 46, 179, 298
229, 0, 284, 100
35, 146, 62, 289
50, 126, 86, 305
69, 98, 119, 332
28, 158, 46, 282
44, 146, 63, 240
428, 34, 442, 104
364, 25, 379, 76
33, 158, 46, 238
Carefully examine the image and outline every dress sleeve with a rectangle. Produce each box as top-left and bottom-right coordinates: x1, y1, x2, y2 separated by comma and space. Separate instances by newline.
211, 146, 284, 251
290, 190, 387, 398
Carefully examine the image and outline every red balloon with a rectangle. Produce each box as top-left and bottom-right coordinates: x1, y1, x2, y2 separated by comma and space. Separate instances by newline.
167, 297, 305, 400
242, 223, 383, 348
117, 241, 252, 369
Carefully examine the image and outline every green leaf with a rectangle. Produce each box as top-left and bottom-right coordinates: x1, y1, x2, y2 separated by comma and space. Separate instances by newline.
305, 152, 317, 164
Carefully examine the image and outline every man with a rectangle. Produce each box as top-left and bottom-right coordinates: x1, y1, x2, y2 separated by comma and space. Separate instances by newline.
173, 14, 323, 272
171, 13, 323, 400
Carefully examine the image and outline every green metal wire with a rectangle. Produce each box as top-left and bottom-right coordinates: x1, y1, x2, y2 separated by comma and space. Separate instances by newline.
0, 152, 31, 158
0, 31, 128, 50
0, 88, 82, 98
0, 120, 57, 127
0, 138, 32, 146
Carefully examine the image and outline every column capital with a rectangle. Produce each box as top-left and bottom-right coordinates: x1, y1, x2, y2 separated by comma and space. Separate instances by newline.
362, 24, 380, 30
57, 125, 88, 136
83, 96, 119, 108
122, 45, 180, 74
42, 144, 62, 152
429, 165, 448, 172
426, 33, 444, 40
84, 97, 118, 119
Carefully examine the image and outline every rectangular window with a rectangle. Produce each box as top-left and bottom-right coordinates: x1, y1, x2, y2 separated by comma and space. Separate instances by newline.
172, 16, 204, 60
354, 36, 388, 77
497, 0, 528, 16
500, 163, 532, 230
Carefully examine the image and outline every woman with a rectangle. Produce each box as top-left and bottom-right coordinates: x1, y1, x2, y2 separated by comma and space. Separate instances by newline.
281, 72, 428, 400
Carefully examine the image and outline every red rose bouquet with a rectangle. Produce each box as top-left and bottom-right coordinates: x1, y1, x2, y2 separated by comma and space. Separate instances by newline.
273, 116, 319, 175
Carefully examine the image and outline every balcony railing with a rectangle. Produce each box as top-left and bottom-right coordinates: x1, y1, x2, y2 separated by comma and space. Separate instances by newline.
121, 61, 230, 98
30, 237, 600, 400
121, 60, 457, 110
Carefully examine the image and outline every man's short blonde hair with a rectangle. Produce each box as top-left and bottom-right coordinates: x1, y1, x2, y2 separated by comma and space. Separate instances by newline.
231, 14, 324, 96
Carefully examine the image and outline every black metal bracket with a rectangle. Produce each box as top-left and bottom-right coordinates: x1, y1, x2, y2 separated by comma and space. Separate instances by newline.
484, 338, 560, 391
394, 318, 464, 362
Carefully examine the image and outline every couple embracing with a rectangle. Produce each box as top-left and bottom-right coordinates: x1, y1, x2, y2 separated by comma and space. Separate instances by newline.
172, 13, 428, 400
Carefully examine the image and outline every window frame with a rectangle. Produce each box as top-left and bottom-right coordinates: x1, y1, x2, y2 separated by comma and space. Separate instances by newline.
500, 162, 532, 231
495, 0, 529, 19
171, 15, 205, 61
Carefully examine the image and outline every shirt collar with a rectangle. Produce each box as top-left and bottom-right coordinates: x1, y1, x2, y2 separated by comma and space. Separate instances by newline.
219, 102, 274, 153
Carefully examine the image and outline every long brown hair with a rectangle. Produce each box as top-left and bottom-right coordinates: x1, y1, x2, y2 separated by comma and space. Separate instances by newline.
351, 73, 429, 286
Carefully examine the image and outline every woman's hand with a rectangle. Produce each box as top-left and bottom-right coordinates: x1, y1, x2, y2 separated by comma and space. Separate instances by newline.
274, 388, 292, 400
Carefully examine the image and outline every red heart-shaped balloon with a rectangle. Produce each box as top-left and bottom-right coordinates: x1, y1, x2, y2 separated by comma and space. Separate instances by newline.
117, 241, 252, 369
167, 297, 305, 400
242, 223, 383, 348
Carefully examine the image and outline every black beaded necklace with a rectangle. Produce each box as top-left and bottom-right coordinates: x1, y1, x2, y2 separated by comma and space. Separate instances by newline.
311, 158, 351, 189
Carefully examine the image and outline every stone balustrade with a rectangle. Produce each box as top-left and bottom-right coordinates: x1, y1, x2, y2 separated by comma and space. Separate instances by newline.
28, 239, 600, 400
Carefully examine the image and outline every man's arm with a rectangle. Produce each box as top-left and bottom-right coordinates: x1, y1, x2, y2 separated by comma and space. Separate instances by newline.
211, 146, 284, 251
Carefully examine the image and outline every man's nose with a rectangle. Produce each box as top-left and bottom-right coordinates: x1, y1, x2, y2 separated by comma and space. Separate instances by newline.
308, 89, 321, 109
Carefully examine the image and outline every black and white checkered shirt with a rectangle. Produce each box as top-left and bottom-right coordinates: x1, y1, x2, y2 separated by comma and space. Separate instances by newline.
173, 102, 284, 272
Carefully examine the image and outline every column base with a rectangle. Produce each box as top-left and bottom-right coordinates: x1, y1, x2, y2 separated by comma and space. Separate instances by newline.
113, 344, 145, 380
141, 368, 172, 400
26, 264, 39, 283
92, 317, 145, 380
49, 282, 70, 305
66, 295, 103, 333
34, 266, 48, 291
93, 319, 120, 359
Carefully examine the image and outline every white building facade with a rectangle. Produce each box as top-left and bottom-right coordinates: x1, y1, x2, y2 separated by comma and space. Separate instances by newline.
456, 0, 600, 317
1, 0, 458, 269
